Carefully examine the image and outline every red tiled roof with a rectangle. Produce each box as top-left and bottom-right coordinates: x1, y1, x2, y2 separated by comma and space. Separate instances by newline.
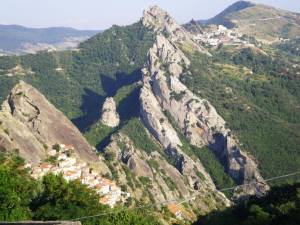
167, 204, 181, 215
64, 145, 74, 149
40, 162, 52, 169
99, 196, 109, 204
101, 178, 114, 185
64, 170, 76, 176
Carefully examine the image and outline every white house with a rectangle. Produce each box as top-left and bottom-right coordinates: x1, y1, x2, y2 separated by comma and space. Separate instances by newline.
63, 170, 81, 181
58, 157, 76, 168
57, 153, 67, 161
48, 150, 57, 156
95, 183, 110, 195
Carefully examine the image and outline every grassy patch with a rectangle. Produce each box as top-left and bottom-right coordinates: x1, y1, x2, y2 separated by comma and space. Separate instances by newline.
121, 118, 161, 154
84, 122, 115, 150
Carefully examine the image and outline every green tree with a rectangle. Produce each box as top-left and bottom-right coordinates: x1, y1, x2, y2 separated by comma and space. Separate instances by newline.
245, 205, 270, 225
0, 154, 37, 221
31, 173, 108, 221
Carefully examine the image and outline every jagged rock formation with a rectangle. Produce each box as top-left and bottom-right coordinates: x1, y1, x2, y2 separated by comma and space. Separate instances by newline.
0, 3, 299, 221
100, 97, 120, 127
183, 19, 204, 35
140, 6, 268, 198
0, 81, 109, 173
104, 131, 230, 211
137, 7, 232, 207
142, 5, 210, 55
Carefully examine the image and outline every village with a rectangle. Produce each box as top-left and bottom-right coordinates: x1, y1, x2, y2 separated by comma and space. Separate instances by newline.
28, 143, 130, 208
23, 143, 188, 220
194, 24, 249, 46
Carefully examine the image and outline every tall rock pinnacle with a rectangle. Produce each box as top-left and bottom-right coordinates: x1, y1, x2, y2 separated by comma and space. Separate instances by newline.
142, 5, 210, 55
100, 97, 120, 127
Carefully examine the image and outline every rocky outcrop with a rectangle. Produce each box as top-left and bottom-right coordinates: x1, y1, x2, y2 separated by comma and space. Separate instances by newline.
139, 10, 232, 207
183, 19, 204, 35
140, 6, 268, 198
0, 81, 109, 173
140, 45, 232, 209
104, 132, 230, 211
140, 83, 182, 150
140, 82, 219, 191
142, 6, 210, 55
100, 97, 120, 127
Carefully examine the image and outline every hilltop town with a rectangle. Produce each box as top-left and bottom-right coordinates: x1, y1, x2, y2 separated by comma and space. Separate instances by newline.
197, 24, 247, 46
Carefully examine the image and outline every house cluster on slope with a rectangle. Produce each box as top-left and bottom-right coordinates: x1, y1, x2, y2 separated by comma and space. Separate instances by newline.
28, 144, 130, 207
194, 25, 248, 46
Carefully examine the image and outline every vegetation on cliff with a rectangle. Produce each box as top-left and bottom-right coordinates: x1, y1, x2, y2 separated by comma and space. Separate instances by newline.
182, 46, 300, 180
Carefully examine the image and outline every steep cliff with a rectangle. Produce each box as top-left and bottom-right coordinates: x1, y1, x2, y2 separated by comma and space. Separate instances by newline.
140, 6, 269, 198
0, 81, 108, 172
103, 124, 230, 213
142, 6, 210, 55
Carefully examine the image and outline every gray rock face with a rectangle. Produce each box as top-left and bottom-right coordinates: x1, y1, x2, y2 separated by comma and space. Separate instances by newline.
0, 81, 109, 173
0, 106, 46, 164
140, 81, 220, 189
140, 8, 269, 198
100, 97, 120, 127
140, 84, 182, 150
139, 37, 231, 207
105, 132, 231, 210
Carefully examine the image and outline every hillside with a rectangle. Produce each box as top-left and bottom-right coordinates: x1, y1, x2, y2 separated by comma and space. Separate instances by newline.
199, 1, 255, 28
197, 1, 300, 42
0, 2, 300, 224
0, 24, 99, 55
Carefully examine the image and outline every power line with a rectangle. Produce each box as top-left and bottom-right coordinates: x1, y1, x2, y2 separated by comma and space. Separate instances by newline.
71, 170, 300, 221
218, 170, 300, 192
264, 171, 300, 182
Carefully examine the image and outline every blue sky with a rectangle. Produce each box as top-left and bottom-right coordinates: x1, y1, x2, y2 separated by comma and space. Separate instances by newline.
0, 0, 299, 30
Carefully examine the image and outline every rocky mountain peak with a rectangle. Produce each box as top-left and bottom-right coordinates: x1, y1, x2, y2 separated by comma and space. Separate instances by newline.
142, 5, 178, 33
140, 6, 269, 198
142, 5, 210, 55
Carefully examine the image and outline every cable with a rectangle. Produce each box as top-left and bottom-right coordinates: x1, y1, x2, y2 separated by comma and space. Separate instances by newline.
218, 170, 300, 192
71, 170, 300, 221
265, 171, 300, 182
71, 198, 186, 221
